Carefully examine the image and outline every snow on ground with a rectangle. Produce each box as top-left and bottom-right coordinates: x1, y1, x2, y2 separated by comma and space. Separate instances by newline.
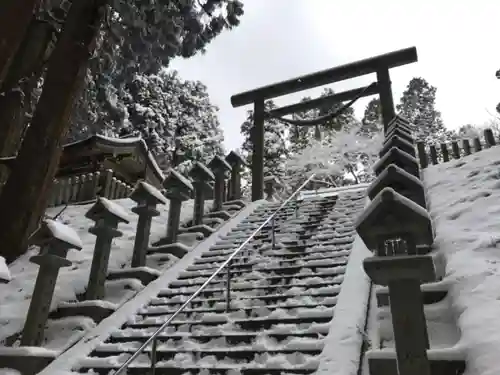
0, 198, 211, 350
424, 145, 500, 375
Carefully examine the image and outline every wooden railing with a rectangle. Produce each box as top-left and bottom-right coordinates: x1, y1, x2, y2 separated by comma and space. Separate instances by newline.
47, 169, 134, 207
416, 128, 497, 169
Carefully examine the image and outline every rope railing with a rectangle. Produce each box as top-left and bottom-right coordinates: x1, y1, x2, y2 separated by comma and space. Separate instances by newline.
112, 172, 317, 375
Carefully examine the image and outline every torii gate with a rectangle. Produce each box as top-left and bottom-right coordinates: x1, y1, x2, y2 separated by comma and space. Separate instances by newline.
230, 46, 418, 201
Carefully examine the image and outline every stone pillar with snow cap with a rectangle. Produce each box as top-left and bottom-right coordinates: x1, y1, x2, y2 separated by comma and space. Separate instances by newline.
208, 155, 232, 212
189, 162, 215, 226
356, 187, 434, 256
162, 168, 193, 244
386, 115, 412, 134
84, 197, 130, 300
373, 147, 420, 179
367, 164, 427, 208
130, 181, 168, 268
225, 150, 246, 201
264, 175, 282, 201
385, 125, 414, 145
21, 219, 83, 346
356, 187, 436, 375
379, 134, 416, 158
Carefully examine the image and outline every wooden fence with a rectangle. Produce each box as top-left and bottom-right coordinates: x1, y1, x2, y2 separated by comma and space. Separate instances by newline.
416, 128, 498, 169
47, 169, 134, 207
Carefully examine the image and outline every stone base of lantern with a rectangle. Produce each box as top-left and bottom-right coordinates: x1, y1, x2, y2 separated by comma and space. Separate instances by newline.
179, 224, 215, 238
376, 280, 449, 308
50, 300, 118, 323
366, 349, 466, 375
148, 242, 190, 258
205, 210, 233, 220
223, 199, 246, 209
107, 266, 161, 286
0, 347, 57, 375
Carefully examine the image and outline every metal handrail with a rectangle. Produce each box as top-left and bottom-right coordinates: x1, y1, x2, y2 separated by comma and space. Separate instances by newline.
113, 173, 317, 375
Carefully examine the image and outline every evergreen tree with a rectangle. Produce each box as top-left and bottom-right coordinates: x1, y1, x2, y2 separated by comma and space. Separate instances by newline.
396, 77, 449, 143
288, 88, 355, 152
240, 100, 289, 181
360, 98, 383, 137
70, 0, 244, 139
115, 69, 224, 174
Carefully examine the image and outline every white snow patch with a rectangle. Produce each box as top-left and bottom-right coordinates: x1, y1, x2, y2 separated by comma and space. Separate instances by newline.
45, 219, 83, 249
424, 146, 500, 375
0, 256, 11, 282
315, 233, 372, 375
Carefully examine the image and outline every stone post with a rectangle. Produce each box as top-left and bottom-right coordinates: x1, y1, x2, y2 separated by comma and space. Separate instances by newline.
473, 137, 482, 152
462, 139, 471, 155
356, 188, 435, 375
225, 150, 246, 201
416, 142, 427, 169
440, 143, 449, 162
451, 141, 460, 159
21, 219, 83, 346
84, 197, 130, 300
162, 169, 193, 244
208, 156, 232, 212
130, 181, 168, 268
429, 145, 438, 165
189, 162, 215, 226
484, 128, 496, 147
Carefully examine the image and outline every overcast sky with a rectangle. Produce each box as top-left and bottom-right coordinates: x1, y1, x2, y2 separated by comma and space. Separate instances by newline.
170, 0, 500, 151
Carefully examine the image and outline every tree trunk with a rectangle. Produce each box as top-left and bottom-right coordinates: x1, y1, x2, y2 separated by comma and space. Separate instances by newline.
0, 0, 109, 263
0, 0, 42, 88
0, 19, 54, 160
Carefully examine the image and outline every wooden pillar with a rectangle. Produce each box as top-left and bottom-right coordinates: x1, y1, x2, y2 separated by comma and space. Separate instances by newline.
252, 99, 265, 201
377, 68, 396, 134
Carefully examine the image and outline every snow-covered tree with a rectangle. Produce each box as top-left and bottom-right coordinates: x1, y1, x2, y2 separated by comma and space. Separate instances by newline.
284, 121, 384, 188
360, 98, 383, 136
288, 88, 355, 152
112, 69, 224, 174
396, 77, 451, 143
69, 0, 244, 139
240, 100, 289, 180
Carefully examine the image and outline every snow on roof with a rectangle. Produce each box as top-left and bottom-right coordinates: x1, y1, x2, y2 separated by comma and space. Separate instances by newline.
63, 135, 165, 184
424, 146, 500, 375
134, 181, 168, 205
97, 197, 131, 223
45, 219, 83, 249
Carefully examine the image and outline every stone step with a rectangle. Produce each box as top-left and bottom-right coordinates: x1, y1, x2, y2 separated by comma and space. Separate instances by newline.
108, 330, 329, 344
158, 280, 341, 298
193, 249, 351, 265
125, 314, 334, 330
150, 291, 339, 308
138, 301, 337, 317
90, 347, 323, 361
78, 365, 317, 375
183, 257, 348, 274
168, 267, 346, 287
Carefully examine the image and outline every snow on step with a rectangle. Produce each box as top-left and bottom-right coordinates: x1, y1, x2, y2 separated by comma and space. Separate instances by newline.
63, 190, 369, 374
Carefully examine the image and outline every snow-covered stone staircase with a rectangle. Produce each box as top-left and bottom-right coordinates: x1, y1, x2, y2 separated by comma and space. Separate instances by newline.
72, 189, 366, 374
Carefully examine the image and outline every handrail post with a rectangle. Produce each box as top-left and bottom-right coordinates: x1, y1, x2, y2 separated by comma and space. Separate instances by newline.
150, 337, 157, 375
225, 260, 232, 312
271, 216, 276, 249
